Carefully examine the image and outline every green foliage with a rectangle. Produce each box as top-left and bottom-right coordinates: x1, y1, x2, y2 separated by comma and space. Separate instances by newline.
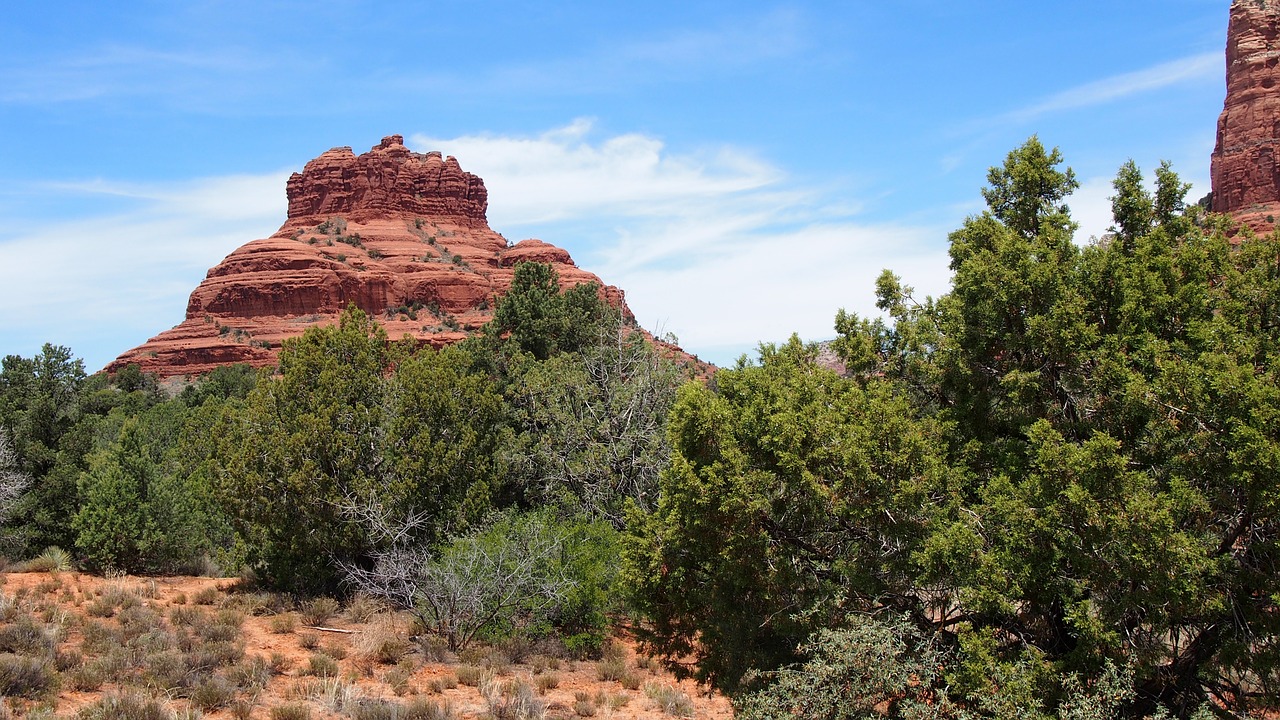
0, 343, 88, 551
489, 262, 614, 360
628, 138, 1280, 717
176, 364, 257, 407
735, 614, 952, 720
503, 320, 680, 524
345, 510, 616, 652
73, 398, 229, 574
216, 306, 506, 593
624, 336, 954, 692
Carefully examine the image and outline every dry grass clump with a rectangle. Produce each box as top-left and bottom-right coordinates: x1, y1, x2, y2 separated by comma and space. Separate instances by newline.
644, 682, 695, 717
345, 594, 385, 623
0, 654, 57, 698
301, 653, 340, 678
191, 585, 219, 606
299, 597, 339, 626
534, 671, 559, 693
482, 676, 544, 720
454, 664, 489, 687
269, 613, 298, 634
356, 616, 412, 665
384, 658, 416, 695
269, 703, 312, 720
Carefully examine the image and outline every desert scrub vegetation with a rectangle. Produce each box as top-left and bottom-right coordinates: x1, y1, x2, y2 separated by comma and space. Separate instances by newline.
0, 573, 730, 718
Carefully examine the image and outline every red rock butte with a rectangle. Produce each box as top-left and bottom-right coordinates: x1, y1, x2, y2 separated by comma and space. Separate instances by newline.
1212, 0, 1280, 233
107, 135, 632, 377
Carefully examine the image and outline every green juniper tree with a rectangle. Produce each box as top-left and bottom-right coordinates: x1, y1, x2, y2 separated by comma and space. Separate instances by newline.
626, 139, 1280, 718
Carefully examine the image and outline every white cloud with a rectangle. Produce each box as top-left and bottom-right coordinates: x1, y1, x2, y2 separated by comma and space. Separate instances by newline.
410, 121, 782, 226
415, 121, 951, 364
0, 173, 287, 368
1004, 52, 1220, 124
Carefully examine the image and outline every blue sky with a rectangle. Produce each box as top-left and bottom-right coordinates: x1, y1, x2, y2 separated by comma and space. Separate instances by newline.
0, 1, 1228, 370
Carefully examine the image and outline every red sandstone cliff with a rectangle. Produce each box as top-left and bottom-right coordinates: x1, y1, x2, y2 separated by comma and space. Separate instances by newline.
107, 136, 634, 377
1212, 0, 1280, 233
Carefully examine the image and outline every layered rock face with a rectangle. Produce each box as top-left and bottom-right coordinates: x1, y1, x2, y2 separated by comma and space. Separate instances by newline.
107, 136, 630, 377
1212, 0, 1280, 232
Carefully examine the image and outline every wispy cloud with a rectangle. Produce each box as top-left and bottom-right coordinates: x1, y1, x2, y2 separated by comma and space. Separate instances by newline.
387, 8, 806, 99
1003, 52, 1220, 125
415, 121, 950, 361
0, 44, 293, 107
0, 173, 288, 368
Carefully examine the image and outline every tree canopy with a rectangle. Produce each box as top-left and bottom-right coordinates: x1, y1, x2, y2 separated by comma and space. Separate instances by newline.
625, 138, 1280, 718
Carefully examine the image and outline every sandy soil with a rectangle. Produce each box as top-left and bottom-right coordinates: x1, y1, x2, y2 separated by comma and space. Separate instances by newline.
0, 572, 733, 719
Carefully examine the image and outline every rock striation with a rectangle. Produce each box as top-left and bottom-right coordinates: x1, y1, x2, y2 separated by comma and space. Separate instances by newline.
1212, 0, 1280, 233
107, 136, 634, 377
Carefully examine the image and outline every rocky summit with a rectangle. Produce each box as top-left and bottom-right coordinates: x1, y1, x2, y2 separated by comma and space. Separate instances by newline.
107, 135, 630, 377
1212, 0, 1280, 233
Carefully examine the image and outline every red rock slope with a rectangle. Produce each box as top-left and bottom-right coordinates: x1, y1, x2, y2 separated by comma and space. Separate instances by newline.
107, 136, 630, 377
1211, 0, 1280, 234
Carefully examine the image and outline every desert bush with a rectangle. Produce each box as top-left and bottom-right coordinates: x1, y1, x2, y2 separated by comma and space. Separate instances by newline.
222, 591, 285, 616
229, 699, 254, 720
183, 641, 242, 672
270, 613, 297, 634
373, 637, 410, 665
324, 642, 349, 661
427, 674, 457, 693
349, 699, 406, 720
0, 653, 57, 697
0, 617, 54, 655
298, 632, 320, 650
317, 676, 362, 713
416, 634, 449, 663
573, 693, 596, 717
193, 609, 242, 642
81, 619, 121, 654
301, 597, 339, 626
69, 659, 107, 690
496, 635, 533, 665
303, 653, 340, 678
118, 606, 167, 643
403, 697, 456, 720
55, 648, 84, 671
229, 654, 272, 690
595, 656, 628, 682
169, 606, 202, 627
343, 511, 576, 652
385, 660, 414, 695
268, 651, 292, 675
142, 650, 191, 692
79, 692, 174, 720
190, 675, 236, 711
192, 586, 218, 605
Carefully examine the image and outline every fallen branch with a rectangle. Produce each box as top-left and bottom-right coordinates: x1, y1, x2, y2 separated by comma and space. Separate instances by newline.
302, 625, 357, 634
